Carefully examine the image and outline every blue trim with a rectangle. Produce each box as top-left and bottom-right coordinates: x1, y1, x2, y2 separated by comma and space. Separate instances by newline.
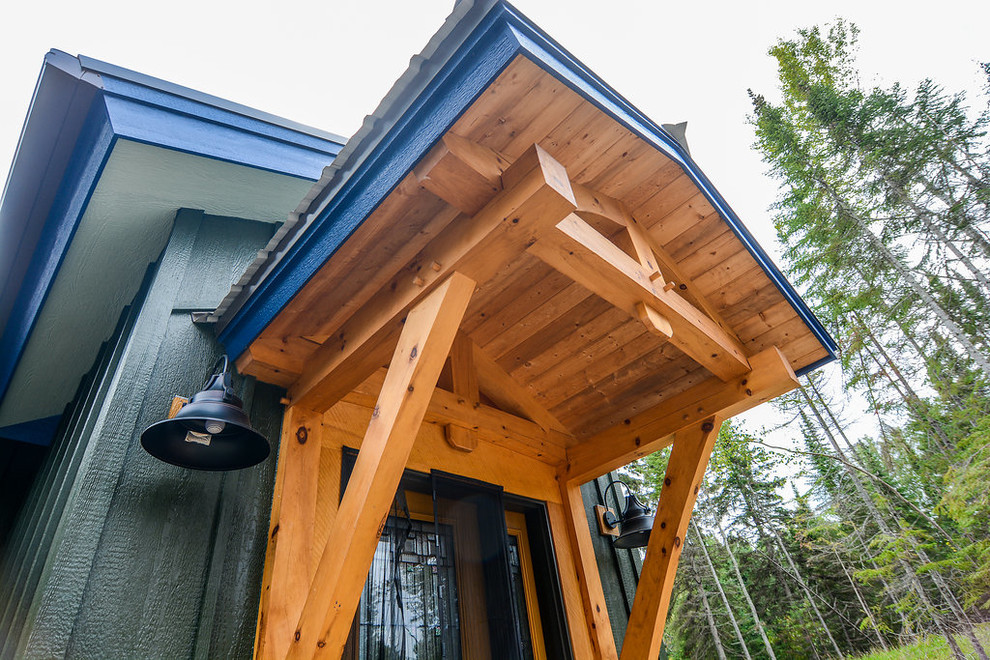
0, 415, 62, 447
219, 1, 837, 369
104, 95, 335, 180
0, 52, 344, 410
0, 101, 116, 405
78, 53, 347, 146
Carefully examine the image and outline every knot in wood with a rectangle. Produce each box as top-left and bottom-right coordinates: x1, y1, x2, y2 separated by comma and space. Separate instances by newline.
664, 477, 671, 486
317, 641, 326, 649
296, 427, 308, 444
659, 521, 666, 529
295, 631, 301, 641
409, 345, 418, 359
674, 536, 681, 547
701, 421, 715, 432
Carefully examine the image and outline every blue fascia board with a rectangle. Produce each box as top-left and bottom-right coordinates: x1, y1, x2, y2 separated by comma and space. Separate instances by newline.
0, 415, 63, 447
0, 52, 344, 409
103, 95, 335, 181
219, 1, 837, 370
78, 53, 347, 147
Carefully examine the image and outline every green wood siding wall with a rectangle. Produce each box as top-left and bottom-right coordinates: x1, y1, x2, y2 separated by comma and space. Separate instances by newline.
0, 210, 284, 659
581, 475, 647, 656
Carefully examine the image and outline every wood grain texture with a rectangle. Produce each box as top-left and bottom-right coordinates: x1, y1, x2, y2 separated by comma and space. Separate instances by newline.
256, 407, 322, 660
286, 272, 474, 660
620, 417, 723, 659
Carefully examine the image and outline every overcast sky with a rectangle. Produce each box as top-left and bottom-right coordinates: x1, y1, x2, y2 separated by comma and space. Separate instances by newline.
2, 0, 988, 256
1, 0, 988, 454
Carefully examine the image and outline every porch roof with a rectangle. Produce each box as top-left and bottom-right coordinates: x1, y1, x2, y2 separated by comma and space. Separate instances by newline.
218, 0, 834, 445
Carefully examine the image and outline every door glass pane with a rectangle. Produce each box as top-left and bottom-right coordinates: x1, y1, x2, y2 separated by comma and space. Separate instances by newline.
355, 516, 460, 659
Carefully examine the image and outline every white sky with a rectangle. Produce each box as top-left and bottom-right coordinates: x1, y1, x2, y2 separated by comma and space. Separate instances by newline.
1, 0, 987, 474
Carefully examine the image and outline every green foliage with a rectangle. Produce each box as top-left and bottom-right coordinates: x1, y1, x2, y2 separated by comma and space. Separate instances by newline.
638, 17, 990, 659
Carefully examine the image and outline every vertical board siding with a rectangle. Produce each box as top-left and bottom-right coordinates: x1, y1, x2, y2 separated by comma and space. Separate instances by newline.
0, 210, 283, 659
581, 474, 645, 655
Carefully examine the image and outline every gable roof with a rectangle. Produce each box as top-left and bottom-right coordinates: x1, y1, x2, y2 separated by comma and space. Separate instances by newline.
216, 0, 836, 380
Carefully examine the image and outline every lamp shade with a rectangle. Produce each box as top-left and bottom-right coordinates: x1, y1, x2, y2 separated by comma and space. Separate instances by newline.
601, 480, 655, 549
140, 357, 270, 470
613, 490, 654, 549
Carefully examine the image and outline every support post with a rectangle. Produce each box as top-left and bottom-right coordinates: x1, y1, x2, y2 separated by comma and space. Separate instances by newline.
285, 272, 475, 659
620, 416, 723, 659
558, 479, 619, 660
255, 406, 323, 660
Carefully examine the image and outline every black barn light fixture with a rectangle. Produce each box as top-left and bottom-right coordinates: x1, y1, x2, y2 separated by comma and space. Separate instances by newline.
140, 355, 270, 470
599, 479, 655, 549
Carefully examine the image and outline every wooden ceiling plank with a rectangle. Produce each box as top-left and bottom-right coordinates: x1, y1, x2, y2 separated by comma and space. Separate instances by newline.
450, 57, 546, 141
634, 177, 704, 230
561, 345, 798, 485
732, 300, 798, 341
287, 144, 577, 411
571, 358, 708, 439
500, 77, 585, 159
622, 158, 684, 211
286, 271, 474, 659
494, 294, 612, 374
268, 178, 458, 344
529, 213, 750, 381
554, 348, 696, 435
510, 306, 632, 387
537, 328, 662, 412
469, 266, 573, 348
481, 282, 593, 360
665, 212, 730, 262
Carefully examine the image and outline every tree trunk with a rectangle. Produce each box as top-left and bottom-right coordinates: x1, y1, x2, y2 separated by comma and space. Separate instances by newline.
694, 523, 752, 660
800, 389, 967, 660
716, 522, 777, 660
690, 553, 728, 660
833, 548, 889, 651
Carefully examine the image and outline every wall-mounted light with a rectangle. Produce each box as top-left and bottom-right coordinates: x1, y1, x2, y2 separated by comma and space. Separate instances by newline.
140, 355, 270, 470
596, 479, 655, 549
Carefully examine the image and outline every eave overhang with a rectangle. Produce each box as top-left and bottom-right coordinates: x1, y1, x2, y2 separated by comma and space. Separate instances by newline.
0, 50, 345, 432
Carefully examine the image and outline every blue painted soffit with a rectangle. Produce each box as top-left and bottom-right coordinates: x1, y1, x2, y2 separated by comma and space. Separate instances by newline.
0, 415, 62, 448
217, 0, 838, 377
0, 50, 346, 408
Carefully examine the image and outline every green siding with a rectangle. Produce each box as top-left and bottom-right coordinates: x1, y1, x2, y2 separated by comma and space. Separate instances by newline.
0, 210, 284, 659
581, 475, 646, 656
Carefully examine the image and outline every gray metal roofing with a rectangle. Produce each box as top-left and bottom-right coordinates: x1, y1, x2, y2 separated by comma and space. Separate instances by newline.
212, 0, 495, 325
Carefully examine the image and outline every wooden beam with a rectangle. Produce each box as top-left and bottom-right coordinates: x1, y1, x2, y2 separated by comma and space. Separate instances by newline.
446, 332, 479, 451
285, 272, 475, 660
289, 143, 576, 411
471, 338, 570, 433
342, 371, 568, 465
255, 406, 323, 660
621, 417, 723, 659
571, 182, 733, 334
413, 133, 509, 214
529, 212, 749, 381
562, 346, 797, 484
545, 500, 597, 658
559, 479, 619, 660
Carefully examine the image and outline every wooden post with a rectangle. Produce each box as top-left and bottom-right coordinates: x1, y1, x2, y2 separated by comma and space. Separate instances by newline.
620, 416, 723, 660
285, 272, 475, 659
254, 406, 323, 660
558, 479, 619, 660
